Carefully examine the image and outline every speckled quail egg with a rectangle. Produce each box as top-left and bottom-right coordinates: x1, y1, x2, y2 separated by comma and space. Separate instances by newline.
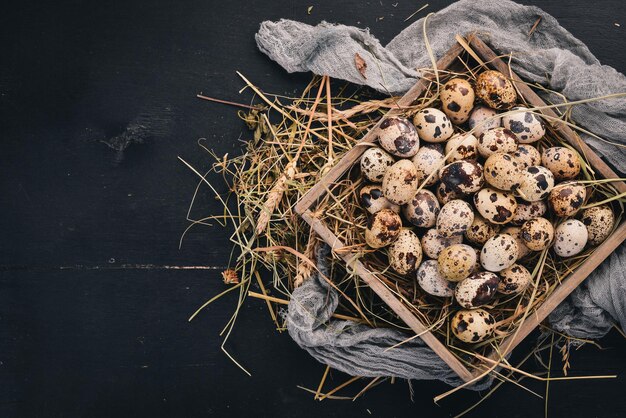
382, 159, 419, 205
520, 217, 554, 251
359, 185, 400, 214
548, 182, 586, 217
445, 133, 479, 163
451, 308, 496, 343
498, 264, 532, 295
581, 205, 615, 246
413, 108, 454, 143
502, 106, 545, 143
435, 182, 466, 205
473, 188, 518, 224
541, 147, 581, 181
465, 215, 501, 246
439, 160, 484, 194
416, 260, 456, 297
455, 271, 500, 308
554, 219, 588, 257
478, 127, 518, 158
360, 147, 395, 182
376, 116, 420, 157
421, 228, 463, 259
483, 152, 522, 191
481, 234, 519, 272
501, 226, 532, 259
403, 190, 440, 228
468, 105, 502, 138
516, 166, 554, 202
388, 229, 423, 275
411, 143, 445, 186
437, 200, 475, 237
438, 244, 477, 282
512, 144, 541, 169
511, 200, 547, 225
475, 70, 517, 110
441, 78, 475, 124
365, 208, 402, 248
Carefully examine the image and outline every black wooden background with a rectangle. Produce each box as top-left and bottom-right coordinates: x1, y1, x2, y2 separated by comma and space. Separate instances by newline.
2, 0, 626, 416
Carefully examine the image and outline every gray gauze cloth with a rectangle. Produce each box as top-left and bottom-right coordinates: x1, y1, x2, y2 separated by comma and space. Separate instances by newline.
256, 0, 626, 387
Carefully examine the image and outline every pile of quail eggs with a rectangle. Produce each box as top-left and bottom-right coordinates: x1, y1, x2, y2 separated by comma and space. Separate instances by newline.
358, 70, 616, 345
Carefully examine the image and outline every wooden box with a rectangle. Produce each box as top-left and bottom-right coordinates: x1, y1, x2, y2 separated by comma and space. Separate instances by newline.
294, 34, 626, 382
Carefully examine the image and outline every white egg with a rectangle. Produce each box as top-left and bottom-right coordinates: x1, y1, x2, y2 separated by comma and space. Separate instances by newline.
502, 106, 545, 143
481, 234, 519, 272
553, 219, 588, 257
416, 260, 455, 297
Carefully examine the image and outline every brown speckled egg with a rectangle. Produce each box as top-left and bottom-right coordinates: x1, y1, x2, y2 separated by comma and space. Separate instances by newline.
483, 152, 521, 191
541, 147, 581, 181
441, 78, 475, 124
411, 143, 445, 186
416, 260, 455, 297
439, 160, 484, 194
437, 200, 475, 237
403, 190, 440, 228
359, 185, 400, 214
481, 234, 519, 272
365, 209, 402, 248
478, 127, 518, 158
382, 160, 419, 205
554, 219, 588, 257
548, 182, 586, 217
360, 147, 395, 182
502, 106, 545, 143
581, 205, 615, 246
498, 264, 532, 295
451, 308, 496, 343
468, 105, 501, 138
517, 166, 555, 202
376, 116, 420, 157
511, 200, 547, 225
435, 182, 466, 205
413, 108, 454, 143
465, 215, 501, 246
512, 144, 541, 169
438, 244, 477, 282
473, 187, 518, 224
455, 271, 500, 308
520, 217, 554, 251
501, 226, 532, 259
445, 133, 478, 163
475, 70, 517, 110
421, 228, 463, 259
388, 229, 423, 275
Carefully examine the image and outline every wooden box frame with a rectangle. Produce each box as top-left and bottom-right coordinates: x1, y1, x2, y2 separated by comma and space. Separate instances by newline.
294, 34, 626, 382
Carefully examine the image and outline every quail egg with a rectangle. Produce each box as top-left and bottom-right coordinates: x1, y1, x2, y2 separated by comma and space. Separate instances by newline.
382, 159, 419, 205
497, 264, 532, 295
483, 152, 522, 191
437, 199, 475, 237
438, 244, 477, 281
554, 219, 588, 257
516, 166, 554, 202
501, 226, 532, 259
388, 229, 423, 275
359, 185, 400, 214
541, 147, 581, 181
376, 116, 420, 157
520, 217, 554, 251
473, 187, 518, 224
548, 182, 586, 217
455, 271, 500, 308
581, 205, 615, 246
465, 215, 501, 246
445, 133, 479, 163
511, 200, 547, 225
502, 106, 545, 143
403, 189, 440, 228
475, 70, 517, 110
512, 144, 541, 169
421, 228, 463, 259
439, 160, 484, 194
365, 208, 402, 248
451, 308, 496, 343
478, 127, 518, 158
416, 260, 456, 297
411, 143, 445, 186
481, 234, 519, 272
435, 181, 466, 205
413, 108, 454, 143
468, 105, 501, 138
441, 78, 475, 124
360, 147, 395, 182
